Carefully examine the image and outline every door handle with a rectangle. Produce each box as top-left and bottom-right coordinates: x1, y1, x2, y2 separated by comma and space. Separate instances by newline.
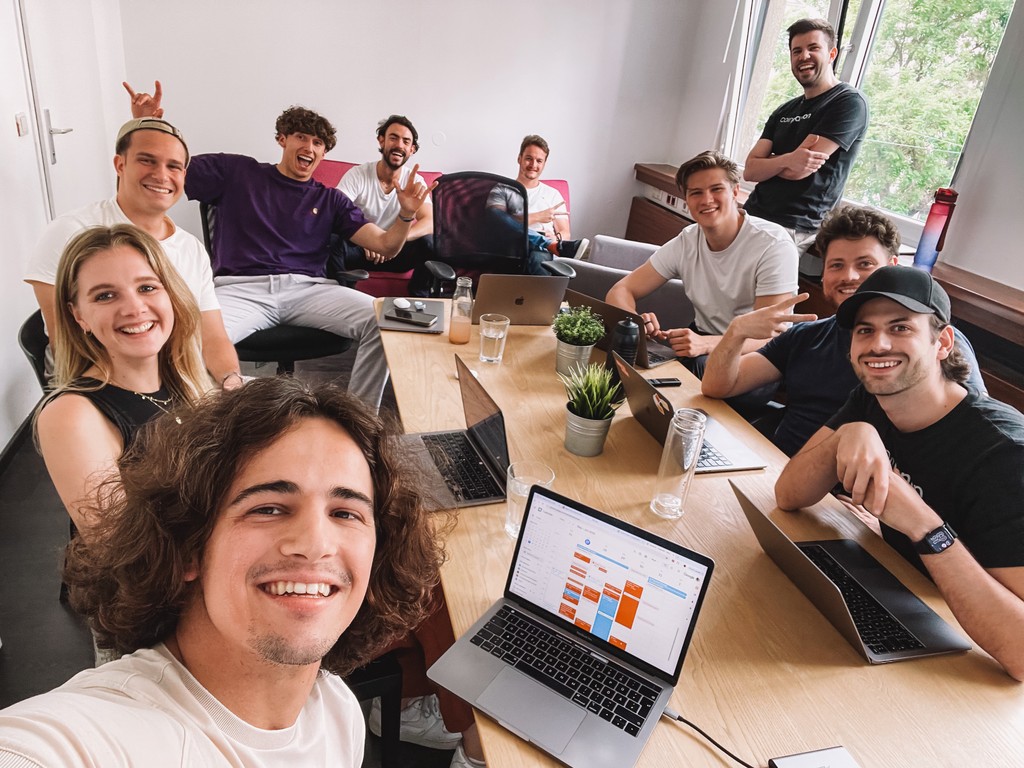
43, 109, 73, 165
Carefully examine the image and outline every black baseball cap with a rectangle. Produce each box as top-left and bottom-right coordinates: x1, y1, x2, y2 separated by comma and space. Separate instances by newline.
836, 265, 951, 329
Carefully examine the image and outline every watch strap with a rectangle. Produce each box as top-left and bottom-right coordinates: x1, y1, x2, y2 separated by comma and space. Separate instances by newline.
914, 522, 958, 555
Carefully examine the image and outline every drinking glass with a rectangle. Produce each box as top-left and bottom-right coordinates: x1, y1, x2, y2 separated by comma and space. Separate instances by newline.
479, 313, 510, 364
505, 460, 555, 539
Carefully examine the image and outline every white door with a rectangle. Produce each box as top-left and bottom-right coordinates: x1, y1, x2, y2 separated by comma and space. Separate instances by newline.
19, 0, 117, 217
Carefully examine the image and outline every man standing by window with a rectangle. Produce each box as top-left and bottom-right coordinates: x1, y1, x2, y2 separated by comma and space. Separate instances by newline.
743, 18, 868, 265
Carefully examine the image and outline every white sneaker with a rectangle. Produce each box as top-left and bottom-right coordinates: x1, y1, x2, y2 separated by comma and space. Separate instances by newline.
368, 695, 463, 750
450, 742, 486, 767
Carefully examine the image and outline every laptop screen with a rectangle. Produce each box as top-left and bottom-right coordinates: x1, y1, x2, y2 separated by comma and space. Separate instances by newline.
455, 356, 510, 475
506, 486, 714, 682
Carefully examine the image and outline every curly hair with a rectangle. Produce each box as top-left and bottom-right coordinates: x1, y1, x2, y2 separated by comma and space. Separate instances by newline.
815, 205, 901, 261
275, 106, 337, 153
65, 377, 453, 676
675, 150, 741, 193
48, 224, 209, 404
930, 316, 972, 384
377, 115, 419, 151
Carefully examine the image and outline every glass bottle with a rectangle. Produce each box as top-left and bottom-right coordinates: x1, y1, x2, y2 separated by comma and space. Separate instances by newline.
650, 409, 707, 519
449, 277, 473, 344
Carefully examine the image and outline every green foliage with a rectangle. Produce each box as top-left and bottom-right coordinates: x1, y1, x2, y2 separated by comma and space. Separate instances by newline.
559, 363, 623, 421
552, 306, 606, 346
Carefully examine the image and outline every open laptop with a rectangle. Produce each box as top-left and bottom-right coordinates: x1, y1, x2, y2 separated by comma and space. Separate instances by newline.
564, 289, 674, 368
472, 274, 570, 324
730, 483, 970, 663
613, 352, 766, 474
429, 485, 714, 768
403, 355, 509, 508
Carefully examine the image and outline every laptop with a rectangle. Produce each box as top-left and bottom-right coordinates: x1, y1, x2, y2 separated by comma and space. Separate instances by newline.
730, 483, 970, 663
564, 289, 675, 368
472, 274, 570, 324
613, 352, 766, 474
428, 485, 714, 768
403, 355, 509, 508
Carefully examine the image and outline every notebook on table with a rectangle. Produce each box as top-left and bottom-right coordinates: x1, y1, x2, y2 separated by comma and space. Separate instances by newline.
613, 352, 766, 474
403, 355, 509, 509
730, 483, 970, 663
428, 485, 714, 768
471, 274, 570, 324
563, 289, 675, 368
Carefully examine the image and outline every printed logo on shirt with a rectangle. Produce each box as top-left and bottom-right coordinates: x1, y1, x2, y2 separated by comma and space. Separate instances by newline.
312, 207, 319, 215
887, 450, 923, 498
779, 113, 813, 124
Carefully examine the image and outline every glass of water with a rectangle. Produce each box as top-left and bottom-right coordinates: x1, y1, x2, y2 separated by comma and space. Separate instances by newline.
505, 460, 555, 539
479, 313, 510, 364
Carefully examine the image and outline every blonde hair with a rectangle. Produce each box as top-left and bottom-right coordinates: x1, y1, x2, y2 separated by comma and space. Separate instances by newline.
50, 224, 210, 404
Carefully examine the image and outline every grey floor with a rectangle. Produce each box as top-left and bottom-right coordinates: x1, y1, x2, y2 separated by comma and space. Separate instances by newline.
0, 348, 453, 768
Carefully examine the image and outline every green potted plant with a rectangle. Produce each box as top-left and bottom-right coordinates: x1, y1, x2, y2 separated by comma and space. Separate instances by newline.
558, 362, 623, 456
552, 306, 606, 375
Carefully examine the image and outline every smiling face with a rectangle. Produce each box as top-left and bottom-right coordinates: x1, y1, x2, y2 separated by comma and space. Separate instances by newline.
822, 237, 896, 308
276, 131, 326, 181
181, 417, 376, 669
790, 30, 837, 92
850, 298, 951, 397
114, 130, 187, 216
517, 144, 548, 186
684, 167, 740, 232
70, 244, 173, 368
378, 123, 416, 171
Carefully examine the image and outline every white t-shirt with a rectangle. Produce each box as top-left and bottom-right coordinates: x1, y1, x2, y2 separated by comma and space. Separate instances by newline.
485, 182, 566, 238
0, 644, 364, 768
337, 161, 427, 229
25, 197, 220, 313
649, 213, 798, 334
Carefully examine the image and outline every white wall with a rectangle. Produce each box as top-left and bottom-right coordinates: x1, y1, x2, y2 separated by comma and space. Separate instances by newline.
117, 0, 698, 244
0, 0, 51, 444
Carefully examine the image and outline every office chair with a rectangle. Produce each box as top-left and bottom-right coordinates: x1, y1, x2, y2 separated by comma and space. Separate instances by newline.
424, 172, 574, 296
345, 652, 403, 768
200, 202, 367, 374
18, 310, 50, 392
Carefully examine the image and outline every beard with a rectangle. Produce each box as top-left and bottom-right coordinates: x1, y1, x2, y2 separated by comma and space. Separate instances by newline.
250, 626, 337, 667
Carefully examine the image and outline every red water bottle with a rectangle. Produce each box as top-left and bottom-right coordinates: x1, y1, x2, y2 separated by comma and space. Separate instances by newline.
913, 188, 958, 272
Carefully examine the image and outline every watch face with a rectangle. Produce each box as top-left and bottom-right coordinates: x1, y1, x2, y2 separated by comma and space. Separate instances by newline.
925, 527, 955, 552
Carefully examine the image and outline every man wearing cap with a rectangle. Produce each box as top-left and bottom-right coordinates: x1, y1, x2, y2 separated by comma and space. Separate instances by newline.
24, 113, 242, 389
776, 266, 1024, 680
126, 82, 430, 411
702, 206, 985, 455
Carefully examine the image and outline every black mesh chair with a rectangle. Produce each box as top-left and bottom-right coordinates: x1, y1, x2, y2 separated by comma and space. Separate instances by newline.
18, 309, 50, 392
345, 652, 403, 767
200, 202, 367, 374
424, 172, 573, 295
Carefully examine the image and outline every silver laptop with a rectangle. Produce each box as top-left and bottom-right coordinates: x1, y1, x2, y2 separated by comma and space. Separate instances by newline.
403, 356, 509, 509
613, 353, 766, 474
564, 289, 674, 368
730, 483, 970, 663
428, 485, 714, 768
472, 274, 570, 324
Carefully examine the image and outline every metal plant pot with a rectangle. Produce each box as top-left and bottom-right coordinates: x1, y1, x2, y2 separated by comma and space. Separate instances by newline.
564, 406, 612, 457
555, 339, 595, 376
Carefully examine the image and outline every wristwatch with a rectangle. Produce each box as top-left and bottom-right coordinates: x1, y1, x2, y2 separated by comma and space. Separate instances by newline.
914, 522, 958, 555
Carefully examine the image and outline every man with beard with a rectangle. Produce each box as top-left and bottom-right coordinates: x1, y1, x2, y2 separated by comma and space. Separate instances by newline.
335, 115, 436, 296
0, 377, 447, 765
775, 266, 1024, 680
742, 18, 868, 261
702, 206, 984, 455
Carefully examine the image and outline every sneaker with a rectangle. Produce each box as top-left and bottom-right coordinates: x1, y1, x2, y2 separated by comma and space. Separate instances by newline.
557, 237, 590, 260
450, 743, 486, 767
368, 695, 462, 750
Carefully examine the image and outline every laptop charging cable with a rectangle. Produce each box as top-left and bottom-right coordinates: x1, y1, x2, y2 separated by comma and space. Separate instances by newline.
662, 707, 758, 768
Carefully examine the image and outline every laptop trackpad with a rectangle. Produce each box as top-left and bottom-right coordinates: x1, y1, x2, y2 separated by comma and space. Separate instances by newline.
478, 668, 584, 754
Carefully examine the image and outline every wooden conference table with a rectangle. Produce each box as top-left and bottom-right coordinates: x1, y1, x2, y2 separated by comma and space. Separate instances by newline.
379, 309, 1024, 768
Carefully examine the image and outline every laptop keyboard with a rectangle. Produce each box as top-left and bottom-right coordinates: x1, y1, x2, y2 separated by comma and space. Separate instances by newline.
646, 349, 672, 365
801, 544, 925, 655
471, 605, 659, 737
697, 439, 732, 470
421, 431, 504, 502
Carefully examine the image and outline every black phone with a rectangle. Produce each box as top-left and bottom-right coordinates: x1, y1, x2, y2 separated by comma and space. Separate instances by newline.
385, 308, 438, 328
649, 377, 682, 387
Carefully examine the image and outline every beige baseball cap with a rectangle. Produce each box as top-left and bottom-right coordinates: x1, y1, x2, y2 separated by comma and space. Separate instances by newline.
115, 118, 189, 165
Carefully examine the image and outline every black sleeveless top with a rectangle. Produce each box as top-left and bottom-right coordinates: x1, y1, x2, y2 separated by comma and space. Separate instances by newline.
65, 378, 173, 449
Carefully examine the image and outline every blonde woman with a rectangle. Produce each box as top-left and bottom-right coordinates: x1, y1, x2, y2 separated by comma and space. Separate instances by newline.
36, 224, 210, 537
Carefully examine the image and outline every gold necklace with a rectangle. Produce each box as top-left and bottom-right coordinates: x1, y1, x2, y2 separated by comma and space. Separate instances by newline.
131, 389, 182, 425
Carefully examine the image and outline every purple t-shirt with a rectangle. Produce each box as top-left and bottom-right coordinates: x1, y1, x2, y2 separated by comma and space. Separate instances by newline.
185, 153, 368, 277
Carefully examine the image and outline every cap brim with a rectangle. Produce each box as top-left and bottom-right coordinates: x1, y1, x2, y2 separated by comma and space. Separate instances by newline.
836, 290, 936, 328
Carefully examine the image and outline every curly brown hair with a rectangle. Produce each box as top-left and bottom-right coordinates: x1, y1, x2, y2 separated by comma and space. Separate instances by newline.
65, 377, 453, 676
275, 106, 338, 153
815, 205, 901, 261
